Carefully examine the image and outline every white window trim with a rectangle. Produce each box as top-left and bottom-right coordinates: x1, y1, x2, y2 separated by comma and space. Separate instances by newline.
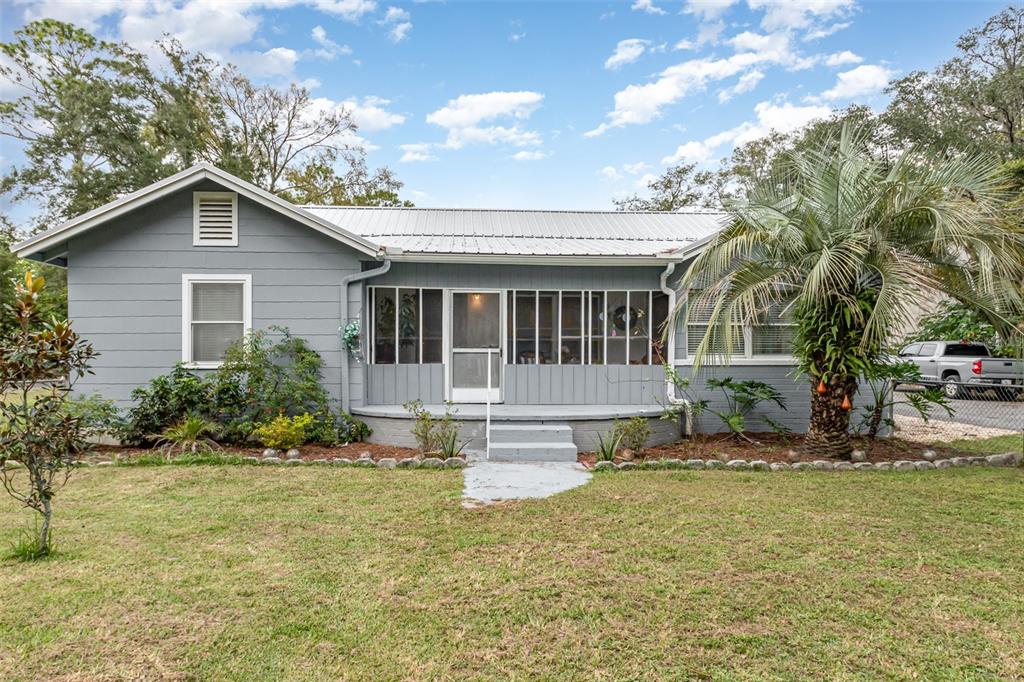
193, 191, 239, 247
182, 274, 252, 369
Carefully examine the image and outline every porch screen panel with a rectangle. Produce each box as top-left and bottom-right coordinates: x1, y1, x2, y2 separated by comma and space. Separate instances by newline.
628, 291, 650, 364
589, 292, 605, 364
606, 291, 627, 365
514, 291, 536, 364
398, 288, 420, 364
421, 289, 443, 363
372, 287, 397, 364
651, 291, 670, 364
560, 292, 583, 365
537, 291, 557, 364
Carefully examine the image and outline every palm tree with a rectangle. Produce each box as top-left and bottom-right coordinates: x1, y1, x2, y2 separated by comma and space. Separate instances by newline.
679, 124, 1024, 458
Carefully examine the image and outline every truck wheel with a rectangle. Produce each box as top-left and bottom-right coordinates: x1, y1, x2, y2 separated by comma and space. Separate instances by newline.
943, 375, 963, 400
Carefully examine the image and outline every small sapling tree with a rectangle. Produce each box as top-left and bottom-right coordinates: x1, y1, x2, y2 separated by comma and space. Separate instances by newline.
0, 272, 97, 557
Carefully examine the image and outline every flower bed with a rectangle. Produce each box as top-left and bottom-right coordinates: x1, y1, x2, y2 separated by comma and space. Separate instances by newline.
579, 432, 986, 468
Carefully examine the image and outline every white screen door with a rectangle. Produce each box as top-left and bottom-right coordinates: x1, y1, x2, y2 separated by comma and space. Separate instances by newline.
450, 291, 502, 402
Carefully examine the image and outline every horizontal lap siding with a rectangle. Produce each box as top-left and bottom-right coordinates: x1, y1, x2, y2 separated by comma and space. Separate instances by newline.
68, 180, 363, 406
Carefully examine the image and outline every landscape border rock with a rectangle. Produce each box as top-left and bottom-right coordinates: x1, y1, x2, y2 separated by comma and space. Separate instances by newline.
591, 452, 1022, 473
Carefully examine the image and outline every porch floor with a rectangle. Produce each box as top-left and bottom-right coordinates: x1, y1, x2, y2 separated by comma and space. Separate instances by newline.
353, 403, 666, 421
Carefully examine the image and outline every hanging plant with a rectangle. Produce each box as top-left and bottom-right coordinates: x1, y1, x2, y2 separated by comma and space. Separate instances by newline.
341, 320, 362, 361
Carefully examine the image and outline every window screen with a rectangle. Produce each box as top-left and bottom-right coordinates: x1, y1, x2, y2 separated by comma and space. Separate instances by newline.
188, 280, 246, 364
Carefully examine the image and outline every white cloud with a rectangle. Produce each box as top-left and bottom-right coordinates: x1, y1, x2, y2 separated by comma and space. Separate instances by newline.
20, 0, 123, 31
634, 172, 658, 189
748, 0, 856, 33
622, 161, 650, 175
421, 91, 546, 154
511, 150, 548, 161
673, 38, 696, 51
388, 22, 412, 42
381, 6, 412, 42
597, 162, 650, 182
340, 96, 405, 131
232, 47, 301, 78
718, 69, 764, 102
509, 32, 527, 43
825, 50, 863, 67
599, 166, 623, 181
683, 0, 739, 21
383, 5, 409, 21
399, 143, 436, 163
587, 37, 804, 136
820, 64, 893, 100
427, 91, 543, 129
604, 39, 651, 70
661, 99, 832, 164
632, 0, 666, 15
311, 25, 352, 60
805, 21, 851, 40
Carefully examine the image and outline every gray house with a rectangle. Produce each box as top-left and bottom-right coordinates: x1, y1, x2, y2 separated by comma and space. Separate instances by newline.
14, 164, 806, 459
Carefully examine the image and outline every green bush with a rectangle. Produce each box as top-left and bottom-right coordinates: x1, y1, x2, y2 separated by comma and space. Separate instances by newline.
120, 365, 210, 445
254, 413, 315, 450
63, 393, 124, 438
154, 416, 221, 459
613, 416, 652, 452
403, 400, 459, 453
119, 328, 370, 446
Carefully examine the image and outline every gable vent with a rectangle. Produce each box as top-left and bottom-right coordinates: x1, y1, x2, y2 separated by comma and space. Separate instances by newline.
193, 192, 238, 246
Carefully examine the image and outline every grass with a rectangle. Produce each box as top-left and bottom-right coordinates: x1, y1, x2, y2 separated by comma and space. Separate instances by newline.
943, 433, 1024, 455
2, 467, 1023, 680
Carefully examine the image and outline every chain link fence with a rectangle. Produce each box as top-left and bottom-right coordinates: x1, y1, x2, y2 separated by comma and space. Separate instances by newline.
890, 381, 1024, 455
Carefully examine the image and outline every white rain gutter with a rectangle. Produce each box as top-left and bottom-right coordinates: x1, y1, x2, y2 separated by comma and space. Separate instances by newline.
660, 261, 693, 436
340, 258, 392, 415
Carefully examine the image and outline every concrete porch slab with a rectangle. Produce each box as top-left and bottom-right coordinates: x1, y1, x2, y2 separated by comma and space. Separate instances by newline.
462, 461, 592, 505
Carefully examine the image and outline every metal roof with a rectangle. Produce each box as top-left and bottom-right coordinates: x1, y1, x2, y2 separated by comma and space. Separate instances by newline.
303, 206, 727, 258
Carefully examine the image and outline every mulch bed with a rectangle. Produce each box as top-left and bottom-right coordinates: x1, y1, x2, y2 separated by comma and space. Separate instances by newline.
577, 432, 963, 468
89, 441, 419, 463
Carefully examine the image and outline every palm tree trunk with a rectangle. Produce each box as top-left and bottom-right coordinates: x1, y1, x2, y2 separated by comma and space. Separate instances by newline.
805, 376, 857, 459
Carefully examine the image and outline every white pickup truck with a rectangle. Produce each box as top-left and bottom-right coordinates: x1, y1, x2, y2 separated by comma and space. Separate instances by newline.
898, 340, 1024, 399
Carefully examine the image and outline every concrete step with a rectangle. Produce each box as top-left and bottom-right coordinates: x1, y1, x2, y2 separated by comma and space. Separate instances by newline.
488, 441, 579, 462
488, 423, 573, 444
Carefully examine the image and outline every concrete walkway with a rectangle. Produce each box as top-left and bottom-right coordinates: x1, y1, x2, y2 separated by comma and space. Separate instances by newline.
462, 461, 592, 506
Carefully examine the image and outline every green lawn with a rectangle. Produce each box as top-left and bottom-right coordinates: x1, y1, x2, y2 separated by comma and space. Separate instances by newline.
2, 467, 1023, 680
945, 433, 1024, 455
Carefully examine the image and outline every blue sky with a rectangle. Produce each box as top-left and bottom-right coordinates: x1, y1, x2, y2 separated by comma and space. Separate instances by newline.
0, 0, 1007, 213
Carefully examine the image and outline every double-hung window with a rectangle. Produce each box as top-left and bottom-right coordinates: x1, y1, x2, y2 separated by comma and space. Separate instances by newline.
182, 274, 252, 368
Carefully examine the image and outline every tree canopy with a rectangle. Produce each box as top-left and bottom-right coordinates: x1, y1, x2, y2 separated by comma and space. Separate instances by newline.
0, 19, 411, 236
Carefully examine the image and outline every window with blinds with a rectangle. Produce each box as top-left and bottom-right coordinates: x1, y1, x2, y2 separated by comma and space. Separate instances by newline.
193, 192, 238, 246
685, 291, 795, 358
182, 275, 251, 366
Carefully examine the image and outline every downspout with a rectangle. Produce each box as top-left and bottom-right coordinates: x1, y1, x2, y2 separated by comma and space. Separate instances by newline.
660, 260, 693, 436
340, 257, 392, 415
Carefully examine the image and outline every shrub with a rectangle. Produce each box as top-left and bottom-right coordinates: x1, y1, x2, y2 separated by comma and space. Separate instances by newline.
154, 416, 221, 459
403, 400, 459, 453
254, 413, 315, 450
0, 271, 96, 557
705, 377, 787, 441
120, 365, 210, 445
595, 431, 623, 462
64, 393, 124, 438
209, 328, 333, 442
613, 416, 652, 452
119, 328, 367, 446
